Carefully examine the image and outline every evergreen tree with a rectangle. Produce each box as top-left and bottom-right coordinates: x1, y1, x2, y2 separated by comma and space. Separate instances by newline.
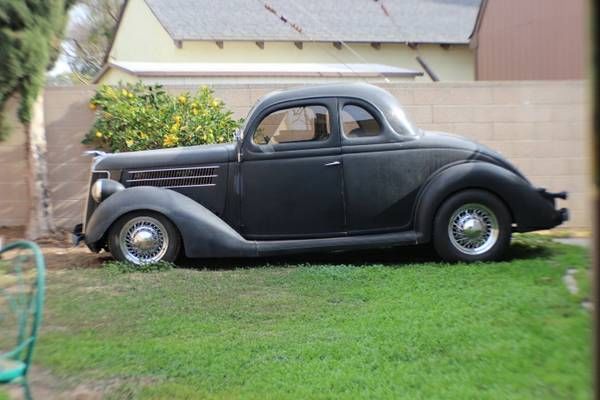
0, 0, 74, 238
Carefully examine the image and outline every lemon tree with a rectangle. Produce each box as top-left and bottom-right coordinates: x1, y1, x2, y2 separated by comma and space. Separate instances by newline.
84, 82, 242, 152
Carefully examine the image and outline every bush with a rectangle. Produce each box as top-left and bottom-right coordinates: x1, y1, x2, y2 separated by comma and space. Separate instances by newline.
83, 82, 243, 152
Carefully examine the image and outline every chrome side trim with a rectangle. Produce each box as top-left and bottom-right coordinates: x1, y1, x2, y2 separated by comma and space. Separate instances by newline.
164, 183, 217, 189
127, 165, 220, 174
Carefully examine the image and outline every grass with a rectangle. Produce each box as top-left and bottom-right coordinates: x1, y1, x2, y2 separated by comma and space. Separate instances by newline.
6, 235, 593, 399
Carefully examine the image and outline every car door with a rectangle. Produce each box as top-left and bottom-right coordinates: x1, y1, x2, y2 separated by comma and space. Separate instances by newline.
240, 98, 345, 239
340, 98, 416, 234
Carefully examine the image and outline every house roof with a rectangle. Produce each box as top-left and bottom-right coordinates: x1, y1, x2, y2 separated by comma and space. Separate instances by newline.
143, 0, 482, 44
94, 61, 422, 83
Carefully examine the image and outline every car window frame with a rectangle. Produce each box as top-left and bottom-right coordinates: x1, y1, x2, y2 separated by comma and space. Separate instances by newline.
243, 98, 340, 156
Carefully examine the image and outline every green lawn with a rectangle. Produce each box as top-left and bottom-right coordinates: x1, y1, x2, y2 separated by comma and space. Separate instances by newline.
5, 235, 594, 399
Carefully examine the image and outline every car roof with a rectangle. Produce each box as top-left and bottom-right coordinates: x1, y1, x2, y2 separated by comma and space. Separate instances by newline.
255, 82, 397, 110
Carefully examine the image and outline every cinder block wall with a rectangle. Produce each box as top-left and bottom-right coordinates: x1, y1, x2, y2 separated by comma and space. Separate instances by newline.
44, 87, 98, 228
0, 96, 28, 226
0, 81, 590, 229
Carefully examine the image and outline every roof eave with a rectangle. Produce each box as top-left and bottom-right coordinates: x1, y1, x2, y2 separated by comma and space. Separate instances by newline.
92, 62, 136, 84
169, 38, 472, 45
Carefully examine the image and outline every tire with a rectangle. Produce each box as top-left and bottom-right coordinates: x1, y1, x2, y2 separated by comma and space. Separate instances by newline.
433, 189, 511, 262
108, 211, 181, 265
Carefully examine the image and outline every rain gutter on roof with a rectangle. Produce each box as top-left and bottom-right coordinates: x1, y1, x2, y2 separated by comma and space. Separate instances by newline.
168, 38, 472, 45
94, 62, 424, 81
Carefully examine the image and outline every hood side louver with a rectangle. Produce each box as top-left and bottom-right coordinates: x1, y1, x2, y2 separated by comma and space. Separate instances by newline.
126, 166, 219, 188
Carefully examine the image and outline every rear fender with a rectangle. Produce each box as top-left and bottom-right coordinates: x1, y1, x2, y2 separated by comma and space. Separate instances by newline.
85, 186, 256, 257
413, 162, 562, 241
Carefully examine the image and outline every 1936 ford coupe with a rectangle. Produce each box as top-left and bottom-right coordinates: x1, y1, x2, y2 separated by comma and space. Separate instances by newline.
74, 83, 568, 265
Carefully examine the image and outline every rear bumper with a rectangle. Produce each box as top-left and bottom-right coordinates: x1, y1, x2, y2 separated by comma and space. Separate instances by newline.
537, 188, 569, 224
538, 188, 568, 202
515, 188, 568, 232
558, 207, 569, 224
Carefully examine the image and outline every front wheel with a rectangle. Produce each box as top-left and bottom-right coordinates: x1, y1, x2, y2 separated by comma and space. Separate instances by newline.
433, 190, 511, 262
108, 211, 181, 265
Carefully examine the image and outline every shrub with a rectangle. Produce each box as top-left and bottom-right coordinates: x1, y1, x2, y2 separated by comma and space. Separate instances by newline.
83, 82, 243, 152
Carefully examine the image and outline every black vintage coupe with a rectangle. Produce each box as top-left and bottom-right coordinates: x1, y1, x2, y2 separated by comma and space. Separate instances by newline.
74, 83, 568, 265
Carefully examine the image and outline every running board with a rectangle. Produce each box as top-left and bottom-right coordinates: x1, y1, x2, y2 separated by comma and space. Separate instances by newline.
256, 231, 421, 257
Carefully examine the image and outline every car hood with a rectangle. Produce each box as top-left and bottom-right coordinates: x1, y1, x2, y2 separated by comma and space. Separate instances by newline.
421, 131, 526, 180
94, 142, 237, 171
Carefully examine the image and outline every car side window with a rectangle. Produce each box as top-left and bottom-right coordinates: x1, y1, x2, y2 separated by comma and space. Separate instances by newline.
341, 105, 381, 138
253, 105, 330, 145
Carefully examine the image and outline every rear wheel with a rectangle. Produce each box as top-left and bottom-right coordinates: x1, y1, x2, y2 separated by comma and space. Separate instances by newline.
108, 211, 181, 265
433, 190, 511, 262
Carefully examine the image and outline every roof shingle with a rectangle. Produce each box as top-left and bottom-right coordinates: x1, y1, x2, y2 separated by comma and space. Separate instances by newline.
144, 0, 482, 44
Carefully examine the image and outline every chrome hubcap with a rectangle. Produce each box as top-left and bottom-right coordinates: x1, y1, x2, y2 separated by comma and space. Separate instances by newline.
448, 203, 499, 255
132, 229, 157, 251
119, 216, 169, 264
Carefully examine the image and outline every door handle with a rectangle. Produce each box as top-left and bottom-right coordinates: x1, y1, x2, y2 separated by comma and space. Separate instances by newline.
324, 161, 341, 167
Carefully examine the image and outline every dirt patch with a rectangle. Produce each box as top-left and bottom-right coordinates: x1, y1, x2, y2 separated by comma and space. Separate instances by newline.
0, 226, 109, 270
6, 365, 155, 400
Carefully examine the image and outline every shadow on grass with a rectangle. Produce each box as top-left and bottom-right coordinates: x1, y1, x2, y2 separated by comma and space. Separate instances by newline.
177, 237, 555, 270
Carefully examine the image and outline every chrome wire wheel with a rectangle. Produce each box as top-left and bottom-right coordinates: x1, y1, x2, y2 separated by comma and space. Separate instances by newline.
447, 203, 499, 255
118, 216, 169, 264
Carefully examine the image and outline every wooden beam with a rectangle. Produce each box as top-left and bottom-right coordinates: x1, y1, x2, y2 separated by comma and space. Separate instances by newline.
216, 40, 224, 49
256, 41, 265, 49
371, 42, 381, 50
294, 41, 303, 50
333, 41, 342, 50
174, 40, 182, 49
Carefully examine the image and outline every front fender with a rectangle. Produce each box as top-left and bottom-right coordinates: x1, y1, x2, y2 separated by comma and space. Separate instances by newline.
414, 162, 564, 241
85, 186, 256, 257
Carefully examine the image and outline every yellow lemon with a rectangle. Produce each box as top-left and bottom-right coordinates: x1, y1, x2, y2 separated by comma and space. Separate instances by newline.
163, 134, 178, 147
